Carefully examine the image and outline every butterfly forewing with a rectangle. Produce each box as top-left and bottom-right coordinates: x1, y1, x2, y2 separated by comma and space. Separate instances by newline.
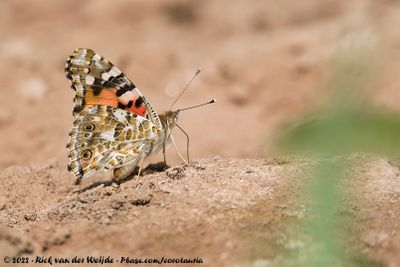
65, 48, 162, 129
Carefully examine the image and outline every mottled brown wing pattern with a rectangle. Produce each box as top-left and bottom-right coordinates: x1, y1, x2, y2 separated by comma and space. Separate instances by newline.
67, 105, 160, 180
65, 48, 162, 130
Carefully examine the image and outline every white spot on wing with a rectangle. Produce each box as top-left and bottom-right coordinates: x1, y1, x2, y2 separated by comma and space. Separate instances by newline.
100, 132, 114, 141
110, 67, 121, 76
93, 54, 101, 61
101, 72, 111, 80
89, 116, 101, 122
85, 75, 95, 85
112, 109, 127, 122
135, 116, 144, 124
119, 91, 136, 103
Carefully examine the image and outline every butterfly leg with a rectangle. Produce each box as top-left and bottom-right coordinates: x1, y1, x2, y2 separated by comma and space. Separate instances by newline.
170, 134, 189, 165
176, 123, 190, 163
134, 157, 145, 183
163, 144, 167, 166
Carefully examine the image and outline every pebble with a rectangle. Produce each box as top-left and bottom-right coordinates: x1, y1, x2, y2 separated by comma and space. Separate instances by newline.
165, 166, 186, 180
24, 213, 37, 221
111, 200, 123, 210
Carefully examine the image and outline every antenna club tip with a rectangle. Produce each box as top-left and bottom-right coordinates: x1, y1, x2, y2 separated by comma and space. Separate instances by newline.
196, 68, 202, 75
210, 99, 216, 103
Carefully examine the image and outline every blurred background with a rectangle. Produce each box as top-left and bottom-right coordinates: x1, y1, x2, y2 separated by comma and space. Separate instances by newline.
0, 0, 400, 169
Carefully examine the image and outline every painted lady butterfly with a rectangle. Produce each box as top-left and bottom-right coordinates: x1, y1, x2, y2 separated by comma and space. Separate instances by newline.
65, 48, 214, 184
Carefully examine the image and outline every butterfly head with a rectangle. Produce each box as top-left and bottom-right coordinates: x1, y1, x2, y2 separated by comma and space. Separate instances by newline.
160, 110, 180, 130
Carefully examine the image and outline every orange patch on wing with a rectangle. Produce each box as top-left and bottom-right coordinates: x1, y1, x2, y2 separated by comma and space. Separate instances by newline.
129, 102, 147, 117
84, 88, 148, 117
85, 88, 119, 107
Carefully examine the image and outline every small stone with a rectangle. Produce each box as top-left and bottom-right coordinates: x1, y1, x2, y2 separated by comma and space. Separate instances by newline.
130, 197, 151, 206
128, 188, 153, 206
24, 213, 37, 221
0, 203, 6, 210
103, 191, 112, 196
111, 200, 123, 210
192, 163, 206, 171
165, 166, 185, 180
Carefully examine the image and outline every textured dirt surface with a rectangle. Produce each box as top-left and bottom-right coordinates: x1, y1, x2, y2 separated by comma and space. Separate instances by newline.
2, 0, 400, 266
1, 157, 400, 266
0, 158, 299, 267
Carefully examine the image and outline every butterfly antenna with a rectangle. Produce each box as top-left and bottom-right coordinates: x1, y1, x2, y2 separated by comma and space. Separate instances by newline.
176, 123, 190, 163
178, 99, 216, 112
169, 68, 202, 110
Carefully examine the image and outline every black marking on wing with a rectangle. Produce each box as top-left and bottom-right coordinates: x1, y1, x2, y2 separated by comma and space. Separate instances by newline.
92, 85, 102, 96
135, 97, 144, 108
73, 98, 85, 114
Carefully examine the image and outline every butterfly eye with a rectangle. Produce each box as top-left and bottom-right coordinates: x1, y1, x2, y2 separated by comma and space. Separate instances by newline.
83, 123, 95, 132
81, 149, 92, 160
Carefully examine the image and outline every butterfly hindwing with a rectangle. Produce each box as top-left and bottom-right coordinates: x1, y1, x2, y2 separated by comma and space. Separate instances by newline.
65, 48, 162, 129
67, 105, 160, 180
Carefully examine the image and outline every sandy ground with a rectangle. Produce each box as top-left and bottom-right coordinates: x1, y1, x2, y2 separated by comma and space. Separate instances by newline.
0, 158, 297, 267
2, 0, 400, 266
1, 156, 400, 266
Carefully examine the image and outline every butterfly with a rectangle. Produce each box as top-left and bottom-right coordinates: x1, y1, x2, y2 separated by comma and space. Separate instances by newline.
65, 48, 214, 184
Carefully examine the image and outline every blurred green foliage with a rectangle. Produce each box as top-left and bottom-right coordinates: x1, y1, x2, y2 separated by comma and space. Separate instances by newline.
280, 109, 400, 155
277, 26, 400, 266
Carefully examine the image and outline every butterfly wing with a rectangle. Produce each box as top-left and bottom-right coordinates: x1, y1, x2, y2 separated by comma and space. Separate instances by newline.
65, 48, 162, 129
67, 105, 160, 180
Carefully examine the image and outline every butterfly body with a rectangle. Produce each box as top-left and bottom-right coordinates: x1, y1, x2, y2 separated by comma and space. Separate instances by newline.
65, 48, 179, 183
